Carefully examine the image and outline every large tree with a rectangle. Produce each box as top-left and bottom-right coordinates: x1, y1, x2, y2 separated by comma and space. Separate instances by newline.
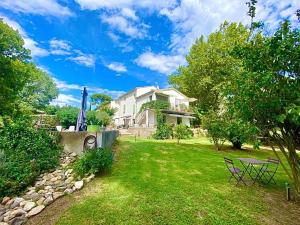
0, 19, 57, 115
227, 21, 300, 194
0, 19, 30, 115
169, 22, 249, 113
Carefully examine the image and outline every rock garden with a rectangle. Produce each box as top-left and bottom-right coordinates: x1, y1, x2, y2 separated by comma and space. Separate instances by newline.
0, 152, 95, 225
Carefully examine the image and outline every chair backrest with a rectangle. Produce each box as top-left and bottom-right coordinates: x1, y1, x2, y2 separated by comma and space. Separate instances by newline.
224, 157, 235, 170
56, 126, 62, 132
267, 158, 280, 164
68, 126, 75, 131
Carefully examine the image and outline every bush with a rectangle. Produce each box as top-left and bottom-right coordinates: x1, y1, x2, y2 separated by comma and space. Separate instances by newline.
225, 119, 258, 149
202, 112, 227, 150
174, 124, 193, 143
73, 148, 113, 177
87, 110, 112, 127
0, 119, 62, 197
56, 106, 79, 128
153, 123, 173, 140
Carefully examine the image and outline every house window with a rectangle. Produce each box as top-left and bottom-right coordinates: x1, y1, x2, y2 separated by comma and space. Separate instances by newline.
177, 117, 182, 125
149, 95, 152, 101
123, 105, 126, 114
133, 104, 135, 114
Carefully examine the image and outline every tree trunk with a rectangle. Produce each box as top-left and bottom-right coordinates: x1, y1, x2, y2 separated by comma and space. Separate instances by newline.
270, 130, 300, 198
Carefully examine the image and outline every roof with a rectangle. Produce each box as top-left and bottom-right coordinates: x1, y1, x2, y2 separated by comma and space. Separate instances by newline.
115, 86, 157, 101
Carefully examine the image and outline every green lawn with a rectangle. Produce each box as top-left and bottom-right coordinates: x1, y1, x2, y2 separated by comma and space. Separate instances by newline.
55, 137, 295, 225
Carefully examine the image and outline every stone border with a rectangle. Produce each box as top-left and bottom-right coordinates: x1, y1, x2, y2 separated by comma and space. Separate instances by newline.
0, 152, 95, 225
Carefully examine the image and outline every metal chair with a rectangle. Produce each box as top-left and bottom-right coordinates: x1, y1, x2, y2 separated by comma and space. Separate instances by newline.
261, 158, 280, 184
224, 157, 246, 185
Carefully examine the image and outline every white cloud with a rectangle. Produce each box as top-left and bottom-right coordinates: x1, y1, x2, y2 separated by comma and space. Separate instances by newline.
101, 14, 148, 38
0, 0, 73, 17
106, 62, 127, 72
50, 39, 71, 50
74, 0, 177, 11
53, 78, 126, 100
0, 15, 49, 57
121, 8, 138, 21
135, 52, 185, 75
51, 94, 81, 107
49, 39, 72, 55
67, 54, 95, 67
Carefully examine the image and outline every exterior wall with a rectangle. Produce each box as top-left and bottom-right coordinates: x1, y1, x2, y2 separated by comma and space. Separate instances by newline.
165, 115, 177, 125
128, 127, 156, 138
60, 130, 118, 155
182, 117, 190, 126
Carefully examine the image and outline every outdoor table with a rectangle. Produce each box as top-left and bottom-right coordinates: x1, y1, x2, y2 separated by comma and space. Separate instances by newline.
237, 158, 270, 185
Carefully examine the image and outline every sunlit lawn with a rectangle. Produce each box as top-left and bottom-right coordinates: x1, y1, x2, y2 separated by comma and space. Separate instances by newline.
56, 136, 292, 225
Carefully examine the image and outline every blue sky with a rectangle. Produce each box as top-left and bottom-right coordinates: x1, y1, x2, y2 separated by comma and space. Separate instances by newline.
0, 0, 299, 106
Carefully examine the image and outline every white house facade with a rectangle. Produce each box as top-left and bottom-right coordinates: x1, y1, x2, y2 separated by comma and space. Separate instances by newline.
110, 86, 196, 128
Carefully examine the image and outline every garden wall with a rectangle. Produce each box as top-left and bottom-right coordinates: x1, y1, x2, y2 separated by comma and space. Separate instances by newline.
128, 127, 156, 138
60, 130, 118, 155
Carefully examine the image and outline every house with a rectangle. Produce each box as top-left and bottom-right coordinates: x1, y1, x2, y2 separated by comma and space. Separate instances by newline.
110, 86, 196, 128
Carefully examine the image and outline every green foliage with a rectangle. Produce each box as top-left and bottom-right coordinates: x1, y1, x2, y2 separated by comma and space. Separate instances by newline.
56, 106, 79, 128
140, 100, 171, 140
0, 20, 57, 116
173, 124, 193, 143
20, 65, 58, 110
139, 100, 170, 113
225, 119, 258, 149
169, 22, 249, 113
202, 112, 227, 150
153, 123, 173, 140
73, 148, 113, 177
90, 93, 112, 109
87, 110, 112, 127
0, 119, 62, 197
44, 105, 60, 115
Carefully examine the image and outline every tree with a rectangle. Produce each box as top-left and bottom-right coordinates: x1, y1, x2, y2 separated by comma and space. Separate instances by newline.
169, 22, 249, 114
0, 19, 57, 115
20, 64, 58, 110
56, 106, 79, 128
173, 124, 193, 144
227, 21, 300, 194
0, 19, 31, 115
90, 93, 112, 110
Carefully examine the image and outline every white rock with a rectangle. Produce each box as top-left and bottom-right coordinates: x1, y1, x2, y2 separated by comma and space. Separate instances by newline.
23, 202, 36, 212
1, 197, 10, 205
53, 192, 64, 200
74, 181, 84, 190
26, 205, 45, 218
43, 197, 53, 206
0, 222, 9, 225
36, 197, 45, 206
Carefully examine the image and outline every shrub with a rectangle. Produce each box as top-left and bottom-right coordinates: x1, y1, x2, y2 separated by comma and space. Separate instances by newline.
174, 124, 193, 143
73, 148, 113, 177
225, 119, 258, 149
87, 110, 112, 127
0, 119, 62, 197
153, 123, 173, 140
202, 112, 227, 150
56, 106, 79, 128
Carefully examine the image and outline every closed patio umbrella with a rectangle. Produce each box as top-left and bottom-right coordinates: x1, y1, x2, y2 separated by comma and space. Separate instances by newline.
76, 87, 88, 131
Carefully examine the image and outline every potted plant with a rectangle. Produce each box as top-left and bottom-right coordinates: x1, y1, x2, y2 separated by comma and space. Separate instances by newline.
86, 111, 101, 132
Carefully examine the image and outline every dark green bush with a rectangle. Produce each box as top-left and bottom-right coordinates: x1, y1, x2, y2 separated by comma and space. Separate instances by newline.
0, 119, 62, 197
73, 148, 113, 177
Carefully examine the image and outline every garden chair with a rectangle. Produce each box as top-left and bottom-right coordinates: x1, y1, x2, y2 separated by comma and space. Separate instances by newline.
68, 126, 75, 132
261, 158, 280, 184
56, 126, 62, 132
224, 157, 246, 185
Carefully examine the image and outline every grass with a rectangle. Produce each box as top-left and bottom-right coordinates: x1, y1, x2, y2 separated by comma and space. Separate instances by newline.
54, 136, 297, 225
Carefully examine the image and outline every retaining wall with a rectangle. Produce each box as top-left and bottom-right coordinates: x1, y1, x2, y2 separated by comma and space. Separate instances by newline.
60, 130, 118, 155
